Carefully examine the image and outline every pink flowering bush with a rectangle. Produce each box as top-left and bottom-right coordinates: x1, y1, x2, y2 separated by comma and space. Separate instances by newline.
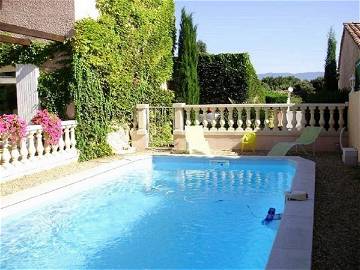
0, 114, 27, 144
32, 110, 63, 145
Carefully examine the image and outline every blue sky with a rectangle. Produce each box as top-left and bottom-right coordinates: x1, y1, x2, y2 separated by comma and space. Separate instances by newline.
175, 0, 359, 73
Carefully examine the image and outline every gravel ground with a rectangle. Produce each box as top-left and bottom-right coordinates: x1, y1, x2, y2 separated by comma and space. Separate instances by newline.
1, 150, 359, 268
306, 153, 360, 270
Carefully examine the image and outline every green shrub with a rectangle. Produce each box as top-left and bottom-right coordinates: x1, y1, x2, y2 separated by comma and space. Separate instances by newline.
197, 53, 265, 104
265, 90, 302, 104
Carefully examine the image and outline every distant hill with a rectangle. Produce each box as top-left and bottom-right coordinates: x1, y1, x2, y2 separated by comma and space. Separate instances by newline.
258, 72, 324, 81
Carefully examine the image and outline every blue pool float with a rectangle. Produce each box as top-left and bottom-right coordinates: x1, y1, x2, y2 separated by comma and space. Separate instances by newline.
262, 208, 282, 225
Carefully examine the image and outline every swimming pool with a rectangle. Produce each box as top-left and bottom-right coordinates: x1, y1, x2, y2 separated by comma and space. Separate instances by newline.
1, 156, 297, 269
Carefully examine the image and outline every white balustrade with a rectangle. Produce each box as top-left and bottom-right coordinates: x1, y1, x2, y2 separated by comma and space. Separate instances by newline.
0, 121, 78, 171
179, 103, 347, 135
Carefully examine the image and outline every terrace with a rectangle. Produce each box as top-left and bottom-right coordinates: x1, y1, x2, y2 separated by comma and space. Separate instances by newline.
1, 0, 360, 269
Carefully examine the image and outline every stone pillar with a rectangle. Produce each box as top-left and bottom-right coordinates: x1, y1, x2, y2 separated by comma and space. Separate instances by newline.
173, 103, 186, 152
132, 104, 149, 151
348, 92, 360, 163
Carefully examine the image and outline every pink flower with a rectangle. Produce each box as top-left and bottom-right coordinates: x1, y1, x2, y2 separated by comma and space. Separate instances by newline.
0, 114, 27, 144
31, 110, 62, 145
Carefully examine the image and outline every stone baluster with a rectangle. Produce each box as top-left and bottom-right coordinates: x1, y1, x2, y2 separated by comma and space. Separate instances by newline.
273, 108, 279, 131
194, 108, 200, 126
328, 106, 335, 132
291, 107, 297, 131
36, 129, 44, 158
1, 137, 11, 166
281, 107, 288, 132
210, 108, 217, 131
255, 107, 261, 131
185, 108, 191, 127
64, 126, 71, 151
70, 124, 77, 149
318, 106, 325, 128
309, 107, 316, 127
27, 130, 36, 160
237, 108, 244, 132
245, 108, 252, 131
20, 136, 29, 162
10, 143, 20, 165
338, 106, 345, 130
299, 106, 307, 131
201, 107, 208, 131
58, 127, 65, 152
44, 139, 51, 156
228, 108, 234, 131
263, 108, 270, 131
219, 107, 226, 131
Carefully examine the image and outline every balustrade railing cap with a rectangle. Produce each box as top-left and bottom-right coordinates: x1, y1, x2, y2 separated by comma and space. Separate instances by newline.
173, 103, 186, 108
26, 125, 42, 132
136, 104, 149, 109
61, 120, 77, 126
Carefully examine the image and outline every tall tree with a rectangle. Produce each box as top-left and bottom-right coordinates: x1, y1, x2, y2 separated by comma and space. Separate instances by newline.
175, 8, 200, 104
324, 28, 338, 91
197, 40, 207, 54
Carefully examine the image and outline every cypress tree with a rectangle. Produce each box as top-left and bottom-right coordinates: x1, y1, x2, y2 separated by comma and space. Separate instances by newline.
175, 8, 200, 104
324, 28, 338, 91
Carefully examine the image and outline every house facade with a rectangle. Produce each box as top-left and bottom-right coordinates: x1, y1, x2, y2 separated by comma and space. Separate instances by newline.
338, 23, 360, 91
0, 0, 98, 122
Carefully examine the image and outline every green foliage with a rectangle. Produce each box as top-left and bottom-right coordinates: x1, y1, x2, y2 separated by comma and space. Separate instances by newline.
324, 28, 338, 91
265, 90, 302, 104
262, 76, 300, 91
175, 8, 200, 104
73, 0, 175, 159
149, 122, 173, 147
197, 53, 265, 104
197, 40, 207, 54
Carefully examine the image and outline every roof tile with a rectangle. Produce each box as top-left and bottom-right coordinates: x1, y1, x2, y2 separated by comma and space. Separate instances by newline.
344, 22, 360, 47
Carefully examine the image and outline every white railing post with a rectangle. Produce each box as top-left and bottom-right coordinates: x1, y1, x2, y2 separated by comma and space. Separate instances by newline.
19, 136, 28, 162
201, 107, 209, 131
64, 126, 71, 151
185, 108, 191, 127
255, 107, 261, 131
318, 106, 325, 129
1, 137, 11, 166
70, 122, 77, 150
36, 129, 44, 158
58, 126, 65, 152
309, 107, 316, 127
219, 107, 226, 131
299, 106, 307, 131
291, 107, 297, 131
281, 107, 288, 132
211, 107, 217, 131
264, 107, 270, 131
173, 103, 186, 133
27, 128, 37, 160
328, 106, 335, 132
245, 108, 251, 131
228, 108, 234, 131
237, 107, 244, 132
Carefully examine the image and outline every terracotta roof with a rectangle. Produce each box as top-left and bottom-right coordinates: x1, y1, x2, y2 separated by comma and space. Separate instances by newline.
344, 22, 360, 47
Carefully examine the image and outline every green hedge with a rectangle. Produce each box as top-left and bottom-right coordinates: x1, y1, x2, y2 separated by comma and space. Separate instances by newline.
265, 90, 303, 104
197, 53, 265, 104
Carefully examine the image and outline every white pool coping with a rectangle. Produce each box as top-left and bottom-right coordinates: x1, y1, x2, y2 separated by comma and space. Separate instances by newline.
0, 154, 315, 270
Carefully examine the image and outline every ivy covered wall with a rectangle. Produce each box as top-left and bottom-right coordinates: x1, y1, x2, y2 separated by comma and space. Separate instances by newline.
72, 0, 175, 160
0, 0, 176, 161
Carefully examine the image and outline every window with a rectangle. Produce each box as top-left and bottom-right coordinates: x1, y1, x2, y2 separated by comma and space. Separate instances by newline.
0, 66, 17, 114
0, 84, 17, 114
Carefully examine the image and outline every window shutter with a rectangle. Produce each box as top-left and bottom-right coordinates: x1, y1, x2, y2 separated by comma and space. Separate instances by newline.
16, 64, 40, 123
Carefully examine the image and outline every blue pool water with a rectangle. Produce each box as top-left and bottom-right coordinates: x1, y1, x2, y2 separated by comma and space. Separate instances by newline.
1, 156, 296, 269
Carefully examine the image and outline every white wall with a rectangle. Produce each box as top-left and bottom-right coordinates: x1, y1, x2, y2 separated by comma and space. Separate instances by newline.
74, 0, 99, 21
